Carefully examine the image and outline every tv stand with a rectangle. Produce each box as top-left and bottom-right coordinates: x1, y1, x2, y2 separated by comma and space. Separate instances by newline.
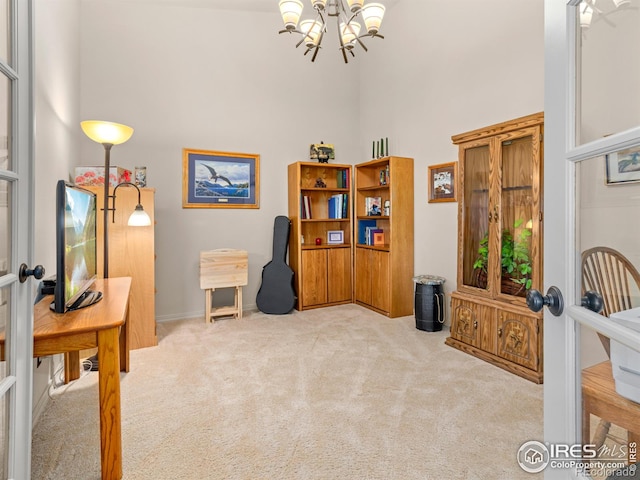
49, 289, 103, 312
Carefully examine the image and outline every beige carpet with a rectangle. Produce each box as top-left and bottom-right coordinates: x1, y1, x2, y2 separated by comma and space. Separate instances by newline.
31, 304, 543, 479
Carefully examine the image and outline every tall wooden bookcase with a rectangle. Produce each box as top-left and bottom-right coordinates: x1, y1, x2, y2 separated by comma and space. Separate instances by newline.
288, 162, 353, 310
354, 156, 414, 317
87, 185, 157, 349
444, 112, 544, 383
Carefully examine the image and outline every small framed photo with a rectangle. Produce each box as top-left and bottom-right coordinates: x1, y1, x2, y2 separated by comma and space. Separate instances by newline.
310, 143, 335, 163
327, 230, 344, 244
605, 146, 640, 185
182, 148, 259, 208
428, 162, 457, 203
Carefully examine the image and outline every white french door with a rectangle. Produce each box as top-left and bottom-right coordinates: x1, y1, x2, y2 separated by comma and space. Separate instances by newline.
544, 1, 640, 479
0, 0, 35, 478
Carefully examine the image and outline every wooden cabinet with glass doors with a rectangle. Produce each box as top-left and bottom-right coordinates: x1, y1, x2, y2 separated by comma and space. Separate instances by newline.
288, 162, 353, 310
444, 112, 544, 383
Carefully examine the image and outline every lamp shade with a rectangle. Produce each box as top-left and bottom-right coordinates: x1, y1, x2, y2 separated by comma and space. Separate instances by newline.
128, 204, 152, 227
300, 19, 322, 47
311, 0, 327, 10
340, 21, 361, 48
361, 3, 385, 34
279, 0, 303, 30
81, 120, 134, 145
346, 0, 364, 12
580, 3, 594, 28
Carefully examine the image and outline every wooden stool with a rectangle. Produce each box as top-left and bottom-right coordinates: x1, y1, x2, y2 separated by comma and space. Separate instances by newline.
200, 249, 248, 323
582, 360, 640, 464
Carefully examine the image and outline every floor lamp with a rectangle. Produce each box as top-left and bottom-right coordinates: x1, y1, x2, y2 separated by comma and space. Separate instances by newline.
80, 120, 134, 278
81, 120, 135, 372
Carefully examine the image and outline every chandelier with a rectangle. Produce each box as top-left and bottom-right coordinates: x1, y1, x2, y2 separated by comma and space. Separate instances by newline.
278, 0, 386, 63
580, 0, 632, 28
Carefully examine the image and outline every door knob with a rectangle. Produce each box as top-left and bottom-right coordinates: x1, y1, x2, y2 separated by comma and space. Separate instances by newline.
18, 263, 45, 283
526, 286, 564, 316
581, 290, 604, 314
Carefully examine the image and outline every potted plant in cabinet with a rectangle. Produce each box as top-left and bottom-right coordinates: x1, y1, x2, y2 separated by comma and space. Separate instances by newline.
472, 219, 532, 297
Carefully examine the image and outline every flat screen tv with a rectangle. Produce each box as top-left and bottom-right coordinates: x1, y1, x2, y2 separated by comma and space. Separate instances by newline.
53, 180, 102, 313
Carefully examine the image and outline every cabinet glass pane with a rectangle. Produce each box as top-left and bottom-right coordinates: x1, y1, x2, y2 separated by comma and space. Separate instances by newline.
500, 136, 534, 298
462, 144, 490, 290
578, 0, 640, 145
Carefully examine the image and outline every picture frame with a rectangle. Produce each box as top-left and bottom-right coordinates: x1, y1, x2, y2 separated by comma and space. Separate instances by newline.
310, 143, 335, 163
428, 162, 457, 203
182, 148, 259, 208
605, 146, 640, 185
327, 230, 344, 244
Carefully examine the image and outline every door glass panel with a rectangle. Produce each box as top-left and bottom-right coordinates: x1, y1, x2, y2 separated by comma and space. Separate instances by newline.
462, 144, 490, 291
0, 73, 10, 171
0, 0, 8, 65
577, 153, 640, 474
0, 180, 10, 277
0, 392, 6, 478
500, 136, 534, 298
578, 0, 640, 145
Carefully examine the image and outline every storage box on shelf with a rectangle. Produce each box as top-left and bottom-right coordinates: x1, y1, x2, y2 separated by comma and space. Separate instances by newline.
354, 156, 414, 318
445, 112, 544, 383
288, 162, 353, 310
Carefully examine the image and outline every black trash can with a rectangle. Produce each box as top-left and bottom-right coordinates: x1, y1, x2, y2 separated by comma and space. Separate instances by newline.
413, 275, 446, 332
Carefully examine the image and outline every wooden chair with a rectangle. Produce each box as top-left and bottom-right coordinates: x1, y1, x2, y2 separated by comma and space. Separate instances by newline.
581, 246, 640, 453
200, 249, 248, 323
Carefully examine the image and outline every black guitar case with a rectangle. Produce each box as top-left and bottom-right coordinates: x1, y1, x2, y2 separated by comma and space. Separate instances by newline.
256, 216, 296, 314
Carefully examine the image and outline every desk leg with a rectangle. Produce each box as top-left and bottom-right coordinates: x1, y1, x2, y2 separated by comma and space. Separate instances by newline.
97, 327, 123, 480
64, 351, 81, 383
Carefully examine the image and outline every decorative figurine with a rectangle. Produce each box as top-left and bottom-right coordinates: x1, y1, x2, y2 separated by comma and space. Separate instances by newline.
315, 177, 327, 188
310, 141, 335, 163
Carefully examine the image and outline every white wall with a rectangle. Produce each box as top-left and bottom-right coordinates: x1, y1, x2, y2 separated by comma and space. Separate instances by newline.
79, 1, 362, 320
61, 0, 543, 323
358, 0, 544, 316
33, 0, 81, 420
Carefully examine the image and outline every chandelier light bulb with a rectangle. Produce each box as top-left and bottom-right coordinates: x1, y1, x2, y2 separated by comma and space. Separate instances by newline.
311, 0, 327, 10
580, 2, 594, 28
279, 0, 304, 30
340, 21, 361, 49
361, 3, 385, 34
300, 19, 323, 47
346, 0, 364, 12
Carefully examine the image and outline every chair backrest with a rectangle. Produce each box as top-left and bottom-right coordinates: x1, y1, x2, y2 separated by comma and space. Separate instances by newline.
581, 246, 640, 356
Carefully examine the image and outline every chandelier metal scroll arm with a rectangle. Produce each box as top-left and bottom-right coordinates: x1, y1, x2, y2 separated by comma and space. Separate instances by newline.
336, 11, 349, 63
311, 27, 325, 62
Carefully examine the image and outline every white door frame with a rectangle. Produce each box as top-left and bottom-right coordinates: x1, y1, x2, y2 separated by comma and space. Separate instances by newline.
544, 1, 640, 478
1, 0, 36, 478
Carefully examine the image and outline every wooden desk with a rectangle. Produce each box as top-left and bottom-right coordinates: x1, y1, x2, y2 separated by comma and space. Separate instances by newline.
583, 360, 640, 464
1, 277, 131, 480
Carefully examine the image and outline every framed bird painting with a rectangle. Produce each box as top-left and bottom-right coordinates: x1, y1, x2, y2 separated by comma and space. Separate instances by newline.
182, 148, 260, 208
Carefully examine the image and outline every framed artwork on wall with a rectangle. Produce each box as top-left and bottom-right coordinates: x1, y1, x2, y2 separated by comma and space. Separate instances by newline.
428, 162, 457, 203
182, 148, 260, 208
605, 146, 640, 185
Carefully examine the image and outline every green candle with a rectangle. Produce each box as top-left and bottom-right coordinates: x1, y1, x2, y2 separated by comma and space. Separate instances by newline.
372, 141, 375, 158
386, 137, 389, 156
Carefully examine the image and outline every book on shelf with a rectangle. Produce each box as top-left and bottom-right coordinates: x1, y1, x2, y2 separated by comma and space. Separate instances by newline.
328, 193, 349, 219
302, 195, 312, 219
373, 230, 385, 246
366, 228, 383, 246
336, 168, 350, 189
358, 219, 377, 244
365, 196, 382, 216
